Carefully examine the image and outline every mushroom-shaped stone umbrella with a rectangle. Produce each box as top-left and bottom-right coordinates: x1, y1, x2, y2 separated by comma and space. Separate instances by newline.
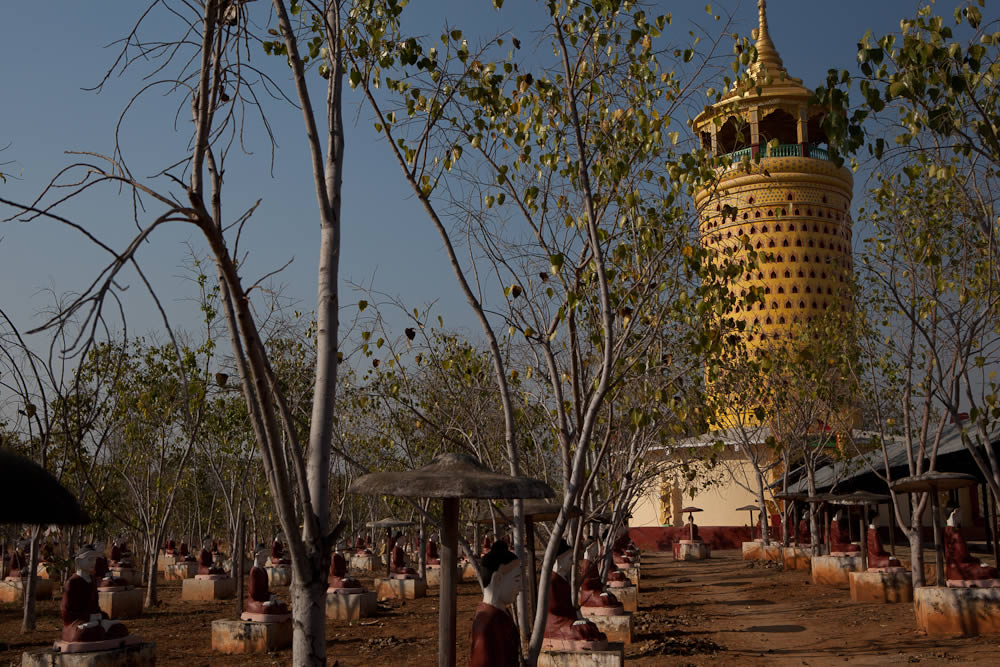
826, 491, 891, 571
735, 504, 760, 540
366, 517, 416, 577
890, 472, 978, 586
350, 454, 554, 667
681, 507, 703, 541
476, 500, 582, 619
0, 449, 89, 525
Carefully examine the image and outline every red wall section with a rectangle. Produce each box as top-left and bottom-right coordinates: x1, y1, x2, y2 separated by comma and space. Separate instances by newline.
628, 526, 754, 551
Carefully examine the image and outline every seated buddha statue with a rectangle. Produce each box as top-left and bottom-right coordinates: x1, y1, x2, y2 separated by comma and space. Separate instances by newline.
198, 540, 226, 576
426, 537, 441, 566
327, 552, 362, 591
178, 541, 197, 563
480, 533, 493, 556
61, 545, 129, 642
830, 513, 859, 554
246, 546, 290, 617
390, 532, 417, 578
468, 542, 523, 667
944, 508, 1000, 583
612, 530, 637, 567
271, 536, 291, 566
578, 559, 623, 614
542, 540, 608, 650
6, 545, 26, 579
866, 523, 901, 569
164, 539, 177, 556
797, 519, 811, 545
94, 553, 129, 589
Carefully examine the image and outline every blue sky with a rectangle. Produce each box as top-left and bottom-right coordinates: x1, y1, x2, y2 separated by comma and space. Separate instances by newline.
0, 1, 984, 353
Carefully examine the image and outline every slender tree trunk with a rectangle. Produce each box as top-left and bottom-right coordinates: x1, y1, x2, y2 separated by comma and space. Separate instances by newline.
806, 467, 819, 552
21, 527, 41, 632
908, 522, 926, 588
144, 536, 159, 607
757, 471, 769, 547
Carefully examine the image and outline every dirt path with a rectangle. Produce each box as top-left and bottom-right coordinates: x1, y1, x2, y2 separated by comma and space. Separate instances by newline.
3, 551, 999, 665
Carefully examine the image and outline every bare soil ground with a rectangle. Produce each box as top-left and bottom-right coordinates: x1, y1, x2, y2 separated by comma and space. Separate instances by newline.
3, 550, 999, 666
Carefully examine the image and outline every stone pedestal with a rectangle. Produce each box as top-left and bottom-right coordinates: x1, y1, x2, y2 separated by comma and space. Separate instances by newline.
580, 611, 632, 644
212, 618, 292, 654
163, 562, 197, 581
425, 564, 442, 587
373, 576, 426, 600
811, 554, 862, 587
914, 585, 1000, 636
607, 583, 636, 613
325, 589, 377, 621
673, 540, 710, 561
762, 544, 781, 561
37, 564, 59, 580
182, 576, 236, 601
848, 568, 913, 603
349, 554, 374, 571
21, 641, 155, 666
742, 541, 762, 560
109, 568, 140, 587
98, 588, 143, 619
156, 553, 176, 572
782, 546, 812, 571
538, 643, 625, 667
461, 561, 479, 582
265, 566, 291, 587
0, 578, 53, 603
621, 566, 639, 590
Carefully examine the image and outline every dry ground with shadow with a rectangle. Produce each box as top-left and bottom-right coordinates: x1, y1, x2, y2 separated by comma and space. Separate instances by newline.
3, 550, 1000, 665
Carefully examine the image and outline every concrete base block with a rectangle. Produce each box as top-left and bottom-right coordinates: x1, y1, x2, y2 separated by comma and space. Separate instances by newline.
0, 578, 54, 603
21, 642, 155, 666
373, 576, 426, 600
848, 569, 913, 603
182, 577, 236, 601
762, 545, 781, 561
163, 562, 197, 581
621, 567, 639, 590
425, 565, 441, 587
265, 566, 290, 587
211, 618, 292, 654
108, 569, 140, 587
580, 611, 632, 644
97, 588, 143, 619
538, 643, 624, 667
742, 541, 762, 560
811, 555, 862, 587
914, 585, 1000, 637
37, 564, 60, 581
610, 584, 637, 613
673, 540, 710, 561
325, 590, 376, 621
156, 554, 176, 572
782, 547, 812, 571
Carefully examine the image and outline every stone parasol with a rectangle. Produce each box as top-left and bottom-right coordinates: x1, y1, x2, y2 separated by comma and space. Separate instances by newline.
0, 449, 89, 525
735, 504, 760, 539
891, 472, 978, 586
349, 453, 554, 667
827, 492, 892, 569
681, 506, 703, 541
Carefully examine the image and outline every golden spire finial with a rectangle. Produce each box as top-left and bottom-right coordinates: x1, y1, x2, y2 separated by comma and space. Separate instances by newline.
749, 0, 785, 76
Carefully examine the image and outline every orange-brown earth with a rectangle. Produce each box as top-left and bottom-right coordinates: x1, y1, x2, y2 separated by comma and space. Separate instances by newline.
3, 550, 1000, 665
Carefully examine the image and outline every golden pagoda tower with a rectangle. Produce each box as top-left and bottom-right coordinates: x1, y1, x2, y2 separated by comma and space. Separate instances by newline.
693, 0, 854, 349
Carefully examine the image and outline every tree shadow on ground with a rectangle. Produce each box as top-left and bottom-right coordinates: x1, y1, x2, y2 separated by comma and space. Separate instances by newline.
716, 598, 776, 607
709, 580, 752, 586
742, 624, 806, 633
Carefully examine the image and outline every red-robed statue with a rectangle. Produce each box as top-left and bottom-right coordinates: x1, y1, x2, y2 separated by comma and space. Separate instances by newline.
944, 508, 1000, 582
244, 545, 290, 619
468, 542, 522, 667
542, 539, 608, 651
61, 545, 129, 642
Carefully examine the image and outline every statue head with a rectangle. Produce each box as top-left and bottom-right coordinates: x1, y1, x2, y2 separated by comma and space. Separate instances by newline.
554, 538, 574, 578
74, 545, 100, 575
254, 543, 269, 568
481, 541, 521, 608
947, 507, 961, 528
